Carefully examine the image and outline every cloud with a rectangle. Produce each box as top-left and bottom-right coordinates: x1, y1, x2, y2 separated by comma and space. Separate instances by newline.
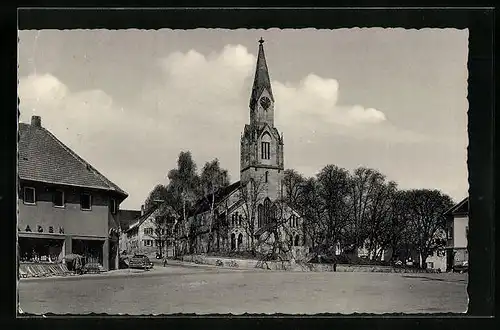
18, 44, 428, 209
274, 73, 386, 128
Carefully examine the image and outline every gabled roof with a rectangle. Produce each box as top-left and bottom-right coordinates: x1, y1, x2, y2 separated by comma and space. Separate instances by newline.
118, 209, 142, 231
188, 181, 241, 217
18, 119, 128, 198
126, 203, 178, 232
444, 196, 469, 216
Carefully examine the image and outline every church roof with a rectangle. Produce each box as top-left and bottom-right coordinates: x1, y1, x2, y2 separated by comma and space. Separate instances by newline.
18, 116, 128, 199
188, 181, 241, 217
249, 38, 274, 110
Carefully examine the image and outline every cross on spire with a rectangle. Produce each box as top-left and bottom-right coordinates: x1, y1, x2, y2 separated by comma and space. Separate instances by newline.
259, 37, 264, 44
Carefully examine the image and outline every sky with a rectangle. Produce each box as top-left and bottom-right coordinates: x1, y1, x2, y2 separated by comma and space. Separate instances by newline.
17, 28, 469, 210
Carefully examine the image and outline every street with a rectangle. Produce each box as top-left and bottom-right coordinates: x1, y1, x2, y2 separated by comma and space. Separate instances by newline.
18, 264, 468, 315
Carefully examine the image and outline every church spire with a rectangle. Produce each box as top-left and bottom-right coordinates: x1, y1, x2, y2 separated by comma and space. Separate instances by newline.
249, 38, 274, 110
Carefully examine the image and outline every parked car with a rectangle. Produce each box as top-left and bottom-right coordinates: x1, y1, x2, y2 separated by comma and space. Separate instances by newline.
453, 260, 468, 273
129, 254, 153, 270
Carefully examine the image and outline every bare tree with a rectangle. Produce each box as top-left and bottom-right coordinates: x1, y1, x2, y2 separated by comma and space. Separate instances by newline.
346, 167, 386, 255
237, 175, 267, 256
255, 199, 295, 268
282, 169, 306, 208
364, 178, 398, 260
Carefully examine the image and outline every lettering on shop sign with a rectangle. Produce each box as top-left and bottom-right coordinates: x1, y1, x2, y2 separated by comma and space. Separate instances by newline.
25, 225, 31, 232
59, 227, 64, 234
49, 226, 54, 233
38, 225, 43, 233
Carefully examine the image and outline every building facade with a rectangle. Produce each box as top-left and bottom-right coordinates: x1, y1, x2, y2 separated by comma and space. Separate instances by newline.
445, 197, 469, 271
118, 209, 142, 253
122, 204, 178, 257
18, 116, 128, 271
176, 39, 306, 259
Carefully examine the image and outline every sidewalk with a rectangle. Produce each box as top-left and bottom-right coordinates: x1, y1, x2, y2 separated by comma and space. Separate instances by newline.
19, 264, 187, 282
18, 260, 241, 282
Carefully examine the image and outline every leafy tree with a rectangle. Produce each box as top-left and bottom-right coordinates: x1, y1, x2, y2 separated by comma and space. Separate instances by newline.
405, 189, 454, 268
383, 189, 413, 262
166, 151, 200, 255
144, 184, 169, 211
314, 165, 352, 258
296, 177, 322, 253
198, 158, 230, 252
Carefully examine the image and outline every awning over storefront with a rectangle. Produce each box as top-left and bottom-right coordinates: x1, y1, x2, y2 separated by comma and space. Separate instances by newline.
72, 235, 106, 241
18, 232, 65, 240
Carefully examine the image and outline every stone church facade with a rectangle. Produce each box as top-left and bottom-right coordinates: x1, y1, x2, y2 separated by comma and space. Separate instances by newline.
176, 39, 306, 259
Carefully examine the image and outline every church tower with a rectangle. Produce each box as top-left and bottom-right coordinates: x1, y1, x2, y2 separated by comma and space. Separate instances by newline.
240, 38, 284, 202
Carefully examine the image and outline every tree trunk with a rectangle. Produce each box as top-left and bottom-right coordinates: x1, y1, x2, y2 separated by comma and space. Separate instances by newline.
207, 192, 215, 253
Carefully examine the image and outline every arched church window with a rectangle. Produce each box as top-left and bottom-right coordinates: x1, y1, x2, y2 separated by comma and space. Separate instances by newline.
270, 204, 277, 221
261, 142, 270, 160
294, 235, 300, 247
258, 204, 264, 228
264, 198, 271, 225
237, 233, 243, 250
239, 214, 242, 226
265, 171, 269, 183
231, 233, 236, 251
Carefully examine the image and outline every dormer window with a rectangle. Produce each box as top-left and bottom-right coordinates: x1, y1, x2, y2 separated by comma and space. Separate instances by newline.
23, 187, 36, 205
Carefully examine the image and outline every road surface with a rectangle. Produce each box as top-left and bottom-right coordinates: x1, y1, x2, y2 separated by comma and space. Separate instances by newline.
18, 264, 468, 315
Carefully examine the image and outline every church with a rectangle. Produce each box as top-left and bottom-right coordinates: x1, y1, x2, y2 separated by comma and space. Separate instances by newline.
176, 39, 306, 259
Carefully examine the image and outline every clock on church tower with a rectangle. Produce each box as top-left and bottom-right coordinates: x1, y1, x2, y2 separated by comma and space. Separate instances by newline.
260, 96, 271, 110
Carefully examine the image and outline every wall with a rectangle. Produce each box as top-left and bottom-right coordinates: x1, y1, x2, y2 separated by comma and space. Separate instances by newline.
125, 211, 159, 256
138, 216, 157, 255
454, 248, 468, 265
453, 215, 468, 249
18, 181, 110, 238
424, 249, 447, 272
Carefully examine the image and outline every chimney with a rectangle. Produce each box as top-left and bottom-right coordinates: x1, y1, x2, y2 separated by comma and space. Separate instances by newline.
141, 205, 145, 216
31, 115, 42, 128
